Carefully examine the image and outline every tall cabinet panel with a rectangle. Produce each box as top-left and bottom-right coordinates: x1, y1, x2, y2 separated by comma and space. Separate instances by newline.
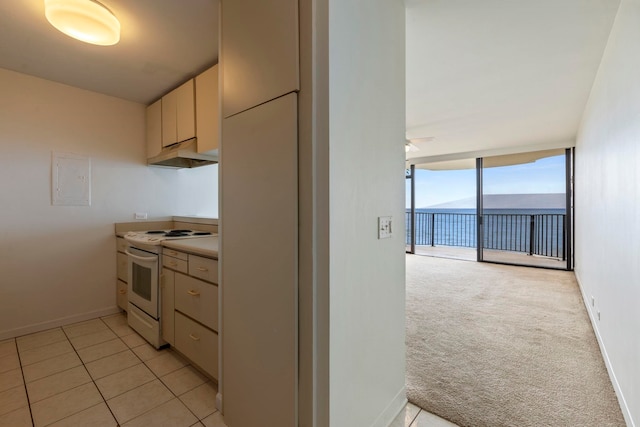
221, 93, 298, 427
221, 0, 299, 117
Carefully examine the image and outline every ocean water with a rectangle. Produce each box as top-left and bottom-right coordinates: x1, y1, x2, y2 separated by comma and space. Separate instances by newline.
405, 208, 567, 258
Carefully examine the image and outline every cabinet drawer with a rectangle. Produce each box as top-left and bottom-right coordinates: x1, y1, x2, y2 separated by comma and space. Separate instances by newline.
116, 280, 127, 311
163, 255, 188, 274
116, 252, 128, 282
163, 249, 188, 260
175, 312, 218, 379
188, 255, 218, 283
175, 273, 218, 331
116, 237, 127, 253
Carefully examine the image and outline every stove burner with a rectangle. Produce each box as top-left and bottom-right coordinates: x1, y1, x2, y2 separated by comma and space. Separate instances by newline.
146, 230, 166, 234
171, 229, 192, 233
192, 232, 212, 236
165, 231, 190, 237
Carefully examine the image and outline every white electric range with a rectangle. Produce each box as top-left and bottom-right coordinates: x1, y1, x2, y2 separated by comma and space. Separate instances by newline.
124, 229, 218, 348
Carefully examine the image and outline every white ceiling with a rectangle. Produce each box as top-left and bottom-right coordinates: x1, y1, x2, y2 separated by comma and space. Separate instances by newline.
405, 0, 621, 164
0, 0, 218, 104
0, 0, 622, 160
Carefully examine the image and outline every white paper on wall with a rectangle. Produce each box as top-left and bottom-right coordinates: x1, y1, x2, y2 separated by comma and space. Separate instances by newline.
51, 152, 91, 206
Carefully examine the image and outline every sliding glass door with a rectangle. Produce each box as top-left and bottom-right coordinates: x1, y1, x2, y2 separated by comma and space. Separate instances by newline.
478, 149, 571, 269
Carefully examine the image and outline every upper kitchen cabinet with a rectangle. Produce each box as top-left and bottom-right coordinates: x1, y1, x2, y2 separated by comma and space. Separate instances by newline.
146, 99, 162, 158
221, 0, 299, 117
195, 65, 219, 153
162, 79, 196, 147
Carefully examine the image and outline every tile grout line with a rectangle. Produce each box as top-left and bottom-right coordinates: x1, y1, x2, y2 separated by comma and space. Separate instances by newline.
59, 319, 121, 427
14, 337, 36, 427
101, 312, 217, 423
92, 314, 192, 425
14, 314, 218, 426
408, 409, 422, 427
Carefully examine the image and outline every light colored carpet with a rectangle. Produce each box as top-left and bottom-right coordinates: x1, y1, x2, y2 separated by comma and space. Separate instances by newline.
406, 254, 625, 427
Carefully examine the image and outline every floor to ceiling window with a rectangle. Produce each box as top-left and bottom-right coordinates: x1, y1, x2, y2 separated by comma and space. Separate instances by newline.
406, 159, 477, 260
406, 149, 573, 270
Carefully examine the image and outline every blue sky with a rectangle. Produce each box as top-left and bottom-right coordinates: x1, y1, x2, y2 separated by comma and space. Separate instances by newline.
407, 154, 566, 208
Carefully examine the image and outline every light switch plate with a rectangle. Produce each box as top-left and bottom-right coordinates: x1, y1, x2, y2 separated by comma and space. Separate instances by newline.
135, 212, 148, 220
378, 216, 392, 239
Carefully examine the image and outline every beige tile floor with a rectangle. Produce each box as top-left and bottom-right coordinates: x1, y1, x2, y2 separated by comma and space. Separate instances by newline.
1, 313, 456, 427
389, 402, 459, 427
0, 313, 226, 427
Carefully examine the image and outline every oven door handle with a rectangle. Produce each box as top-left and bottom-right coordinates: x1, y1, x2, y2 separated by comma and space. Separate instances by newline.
125, 250, 157, 262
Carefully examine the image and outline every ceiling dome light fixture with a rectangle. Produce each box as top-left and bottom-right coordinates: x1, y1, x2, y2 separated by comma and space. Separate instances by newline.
44, 0, 120, 46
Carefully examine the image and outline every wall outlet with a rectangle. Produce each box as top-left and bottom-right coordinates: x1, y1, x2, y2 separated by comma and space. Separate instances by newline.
378, 216, 392, 239
135, 212, 148, 220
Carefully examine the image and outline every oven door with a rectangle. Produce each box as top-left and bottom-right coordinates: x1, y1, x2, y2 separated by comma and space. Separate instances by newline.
126, 246, 159, 319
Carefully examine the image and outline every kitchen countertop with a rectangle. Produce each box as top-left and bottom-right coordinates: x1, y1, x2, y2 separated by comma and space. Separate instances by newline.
162, 236, 219, 258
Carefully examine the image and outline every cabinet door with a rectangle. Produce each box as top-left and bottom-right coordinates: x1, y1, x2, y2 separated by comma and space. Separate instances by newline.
162, 89, 178, 147
116, 280, 128, 311
116, 252, 128, 282
221, 0, 299, 117
195, 65, 219, 153
145, 99, 162, 157
161, 268, 175, 345
222, 93, 297, 427
176, 79, 195, 143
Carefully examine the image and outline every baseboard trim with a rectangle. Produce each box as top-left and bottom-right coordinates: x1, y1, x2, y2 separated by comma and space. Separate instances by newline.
574, 271, 635, 427
0, 306, 122, 341
370, 386, 407, 427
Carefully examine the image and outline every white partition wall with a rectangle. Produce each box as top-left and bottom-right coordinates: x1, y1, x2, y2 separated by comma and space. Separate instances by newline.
327, 1, 407, 426
575, 0, 640, 425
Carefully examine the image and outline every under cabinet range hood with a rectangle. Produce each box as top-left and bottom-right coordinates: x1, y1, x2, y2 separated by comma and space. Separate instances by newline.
147, 138, 218, 168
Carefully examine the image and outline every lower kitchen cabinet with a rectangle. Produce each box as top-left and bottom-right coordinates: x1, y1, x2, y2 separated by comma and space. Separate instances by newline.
116, 237, 128, 311
161, 248, 219, 380
175, 311, 218, 379
175, 273, 218, 330
116, 280, 128, 311
161, 268, 175, 345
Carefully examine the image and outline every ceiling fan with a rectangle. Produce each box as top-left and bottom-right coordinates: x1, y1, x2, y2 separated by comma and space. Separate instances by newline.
405, 141, 419, 153
404, 136, 434, 153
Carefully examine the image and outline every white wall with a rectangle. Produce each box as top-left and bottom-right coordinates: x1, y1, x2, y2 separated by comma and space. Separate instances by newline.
0, 68, 218, 340
328, 2, 406, 426
575, 1, 640, 425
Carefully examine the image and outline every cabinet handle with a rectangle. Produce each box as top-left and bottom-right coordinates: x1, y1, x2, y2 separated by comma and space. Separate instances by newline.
119, 289, 127, 295
187, 290, 200, 296
196, 267, 208, 272
189, 333, 200, 341
169, 261, 177, 267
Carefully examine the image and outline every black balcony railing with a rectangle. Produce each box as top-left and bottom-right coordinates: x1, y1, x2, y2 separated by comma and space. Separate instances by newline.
405, 211, 566, 259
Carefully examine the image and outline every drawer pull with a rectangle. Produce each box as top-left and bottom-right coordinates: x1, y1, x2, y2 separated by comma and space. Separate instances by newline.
168, 261, 177, 267
187, 290, 200, 296
196, 267, 208, 272
189, 333, 200, 341
167, 251, 177, 256
119, 289, 127, 295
